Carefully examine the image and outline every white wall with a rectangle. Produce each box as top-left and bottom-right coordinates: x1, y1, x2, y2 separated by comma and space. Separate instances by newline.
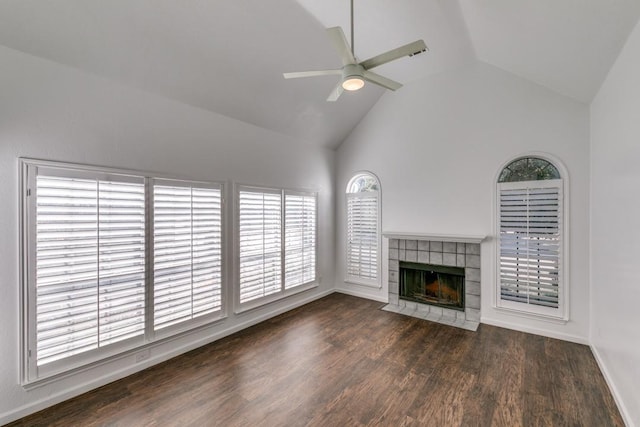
335, 62, 591, 343
591, 19, 640, 427
0, 45, 335, 424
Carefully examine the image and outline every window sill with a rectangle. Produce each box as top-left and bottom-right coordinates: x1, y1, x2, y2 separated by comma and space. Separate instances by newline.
344, 278, 381, 289
151, 311, 228, 342
235, 282, 318, 315
493, 305, 568, 325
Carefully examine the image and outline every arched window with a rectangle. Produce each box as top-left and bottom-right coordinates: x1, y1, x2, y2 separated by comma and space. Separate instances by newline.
346, 172, 381, 287
497, 156, 567, 319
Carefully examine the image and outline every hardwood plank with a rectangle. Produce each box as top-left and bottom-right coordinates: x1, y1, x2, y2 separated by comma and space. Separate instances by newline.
7, 294, 624, 427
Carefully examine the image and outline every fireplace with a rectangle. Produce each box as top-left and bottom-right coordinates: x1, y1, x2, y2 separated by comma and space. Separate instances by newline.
399, 262, 465, 311
383, 234, 483, 331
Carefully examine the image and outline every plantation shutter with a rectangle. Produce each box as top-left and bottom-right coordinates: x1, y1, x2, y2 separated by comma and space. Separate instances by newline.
238, 188, 282, 303
153, 182, 223, 331
35, 171, 146, 366
284, 192, 316, 289
346, 192, 379, 284
499, 180, 562, 309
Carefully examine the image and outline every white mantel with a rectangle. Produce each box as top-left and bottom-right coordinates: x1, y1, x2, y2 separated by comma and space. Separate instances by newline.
383, 232, 486, 244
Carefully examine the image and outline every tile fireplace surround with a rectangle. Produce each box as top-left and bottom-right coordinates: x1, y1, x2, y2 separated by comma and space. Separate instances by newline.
382, 233, 485, 331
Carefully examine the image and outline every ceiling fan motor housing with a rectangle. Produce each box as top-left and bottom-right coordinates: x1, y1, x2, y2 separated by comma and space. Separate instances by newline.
342, 63, 365, 80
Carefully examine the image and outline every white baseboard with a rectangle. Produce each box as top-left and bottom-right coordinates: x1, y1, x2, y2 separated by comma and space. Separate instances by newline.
334, 286, 388, 303
590, 345, 634, 427
480, 316, 589, 345
0, 289, 334, 426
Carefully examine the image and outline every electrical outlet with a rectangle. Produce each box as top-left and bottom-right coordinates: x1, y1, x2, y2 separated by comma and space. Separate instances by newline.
135, 350, 149, 363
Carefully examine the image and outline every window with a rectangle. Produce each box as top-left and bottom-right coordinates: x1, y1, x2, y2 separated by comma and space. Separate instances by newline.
32, 170, 146, 371
152, 180, 223, 332
345, 172, 381, 287
497, 156, 567, 319
238, 188, 282, 303
284, 192, 317, 288
237, 186, 317, 308
21, 160, 224, 382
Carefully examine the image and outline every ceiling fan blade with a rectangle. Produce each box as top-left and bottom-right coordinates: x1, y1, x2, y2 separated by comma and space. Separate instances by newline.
360, 40, 428, 70
327, 27, 356, 66
283, 70, 341, 79
327, 82, 344, 102
362, 70, 402, 91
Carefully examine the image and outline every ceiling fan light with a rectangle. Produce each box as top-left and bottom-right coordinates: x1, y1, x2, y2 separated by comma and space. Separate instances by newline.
342, 77, 365, 91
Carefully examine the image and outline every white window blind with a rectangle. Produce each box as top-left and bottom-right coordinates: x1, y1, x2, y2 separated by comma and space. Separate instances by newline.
284, 192, 316, 289
238, 188, 282, 303
346, 193, 379, 284
499, 180, 562, 310
35, 173, 145, 366
153, 183, 222, 331
24, 160, 227, 382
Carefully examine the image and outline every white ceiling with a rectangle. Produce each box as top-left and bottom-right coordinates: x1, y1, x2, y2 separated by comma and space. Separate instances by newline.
0, 1, 638, 148
459, 0, 640, 102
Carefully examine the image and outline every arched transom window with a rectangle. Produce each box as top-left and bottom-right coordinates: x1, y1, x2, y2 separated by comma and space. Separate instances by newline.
498, 157, 560, 183
497, 156, 567, 320
346, 172, 381, 287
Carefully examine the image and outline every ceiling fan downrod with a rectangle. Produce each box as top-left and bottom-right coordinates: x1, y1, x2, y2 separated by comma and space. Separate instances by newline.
350, 0, 355, 58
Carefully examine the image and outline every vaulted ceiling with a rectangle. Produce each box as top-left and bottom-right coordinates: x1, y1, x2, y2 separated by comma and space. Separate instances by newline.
0, 0, 638, 149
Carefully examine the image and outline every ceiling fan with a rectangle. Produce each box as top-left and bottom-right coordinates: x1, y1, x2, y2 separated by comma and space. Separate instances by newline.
283, 0, 428, 102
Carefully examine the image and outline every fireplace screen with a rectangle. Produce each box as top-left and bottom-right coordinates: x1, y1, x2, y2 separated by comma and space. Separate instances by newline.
399, 262, 465, 311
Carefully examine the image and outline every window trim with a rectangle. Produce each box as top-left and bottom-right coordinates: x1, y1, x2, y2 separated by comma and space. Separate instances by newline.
344, 171, 382, 288
234, 184, 318, 314
20, 158, 227, 385
493, 153, 570, 322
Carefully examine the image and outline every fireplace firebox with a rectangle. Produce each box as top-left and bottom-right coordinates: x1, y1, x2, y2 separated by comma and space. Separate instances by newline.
399, 262, 465, 311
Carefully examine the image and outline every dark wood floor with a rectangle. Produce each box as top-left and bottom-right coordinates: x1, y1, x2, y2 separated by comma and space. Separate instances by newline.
8, 293, 623, 427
